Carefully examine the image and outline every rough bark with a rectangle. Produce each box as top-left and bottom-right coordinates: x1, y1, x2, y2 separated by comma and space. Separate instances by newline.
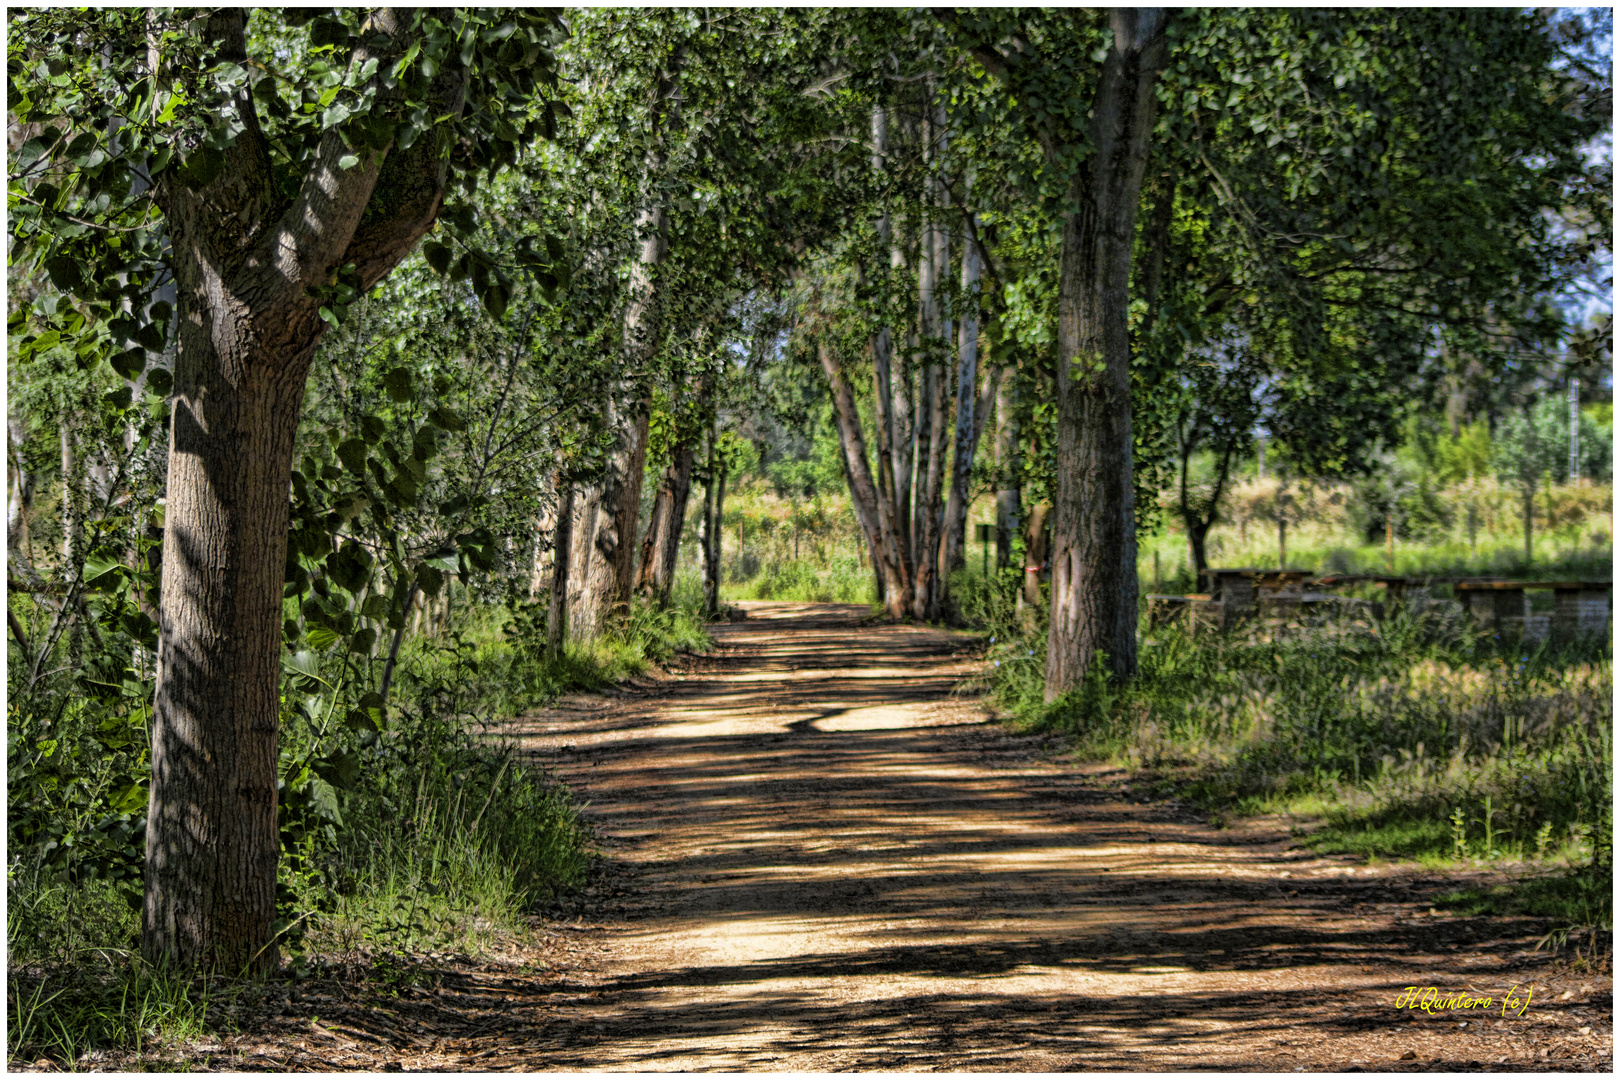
993, 372, 1020, 570
575, 53, 680, 631
700, 424, 726, 618
567, 484, 603, 639
821, 336, 905, 611
546, 475, 573, 659
142, 8, 471, 972
864, 105, 915, 619
1022, 502, 1051, 608
941, 218, 984, 578
1045, 10, 1169, 698
636, 440, 694, 606
911, 104, 952, 621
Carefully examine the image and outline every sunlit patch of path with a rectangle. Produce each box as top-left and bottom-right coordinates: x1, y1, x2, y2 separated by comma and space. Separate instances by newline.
493, 601, 1611, 1072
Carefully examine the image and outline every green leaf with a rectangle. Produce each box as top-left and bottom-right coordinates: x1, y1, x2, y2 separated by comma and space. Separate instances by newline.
422, 240, 452, 275
305, 625, 343, 652
283, 649, 328, 692
427, 406, 466, 432
82, 552, 127, 587
109, 348, 146, 381
44, 255, 84, 293
110, 782, 147, 815
304, 775, 344, 826
382, 366, 414, 402
336, 437, 368, 476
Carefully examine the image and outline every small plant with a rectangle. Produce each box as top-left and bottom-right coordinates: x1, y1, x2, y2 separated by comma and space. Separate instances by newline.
1451, 807, 1470, 862
1533, 821, 1555, 862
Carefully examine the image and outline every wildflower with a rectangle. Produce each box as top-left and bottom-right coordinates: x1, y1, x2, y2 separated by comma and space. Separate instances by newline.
993, 661, 1001, 668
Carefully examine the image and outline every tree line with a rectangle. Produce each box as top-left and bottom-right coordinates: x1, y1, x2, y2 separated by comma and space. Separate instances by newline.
8, 8, 1609, 974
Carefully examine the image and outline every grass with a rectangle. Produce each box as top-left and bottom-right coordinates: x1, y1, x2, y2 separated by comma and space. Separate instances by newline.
974, 580, 1612, 928
722, 555, 877, 604
6, 876, 216, 1067
7, 588, 710, 1067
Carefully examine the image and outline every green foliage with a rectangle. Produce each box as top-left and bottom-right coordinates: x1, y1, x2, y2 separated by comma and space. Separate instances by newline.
975, 600, 1611, 925
8, 9, 568, 382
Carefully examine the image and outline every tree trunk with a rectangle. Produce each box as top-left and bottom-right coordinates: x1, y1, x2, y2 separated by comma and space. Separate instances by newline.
864, 105, 915, 619
142, 8, 474, 972
941, 215, 982, 579
60, 417, 78, 569
993, 371, 1020, 570
911, 108, 952, 622
821, 334, 907, 615
1022, 502, 1051, 608
8, 411, 33, 569
546, 475, 573, 659
145, 303, 314, 975
637, 440, 694, 606
1044, 10, 1169, 698
575, 57, 678, 631
567, 484, 603, 639
700, 421, 727, 618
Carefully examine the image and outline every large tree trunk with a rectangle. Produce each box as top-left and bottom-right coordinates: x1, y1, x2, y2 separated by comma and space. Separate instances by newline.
146, 294, 316, 975
1045, 10, 1169, 698
574, 57, 678, 631
142, 9, 471, 972
567, 484, 603, 639
911, 105, 952, 621
1022, 502, 1051, 609
821, 335, 906, 612
864, 105, 915, 619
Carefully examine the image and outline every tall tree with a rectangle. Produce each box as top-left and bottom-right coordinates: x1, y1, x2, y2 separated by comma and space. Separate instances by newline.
9, 7, 563, 972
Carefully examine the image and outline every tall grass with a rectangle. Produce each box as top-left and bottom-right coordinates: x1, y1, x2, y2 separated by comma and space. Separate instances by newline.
724, 556, 877, 604
972, 578, 1612, 926
7, 588, 711, 1066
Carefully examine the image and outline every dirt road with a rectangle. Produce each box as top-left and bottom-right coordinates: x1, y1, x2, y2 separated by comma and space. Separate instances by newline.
198, 601, 1604, 1072
475, 602, 1605, 1071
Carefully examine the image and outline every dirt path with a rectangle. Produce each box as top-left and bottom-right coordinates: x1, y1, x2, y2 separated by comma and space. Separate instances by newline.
197, 601, 1606, 1073
471, 602, 1604, 1072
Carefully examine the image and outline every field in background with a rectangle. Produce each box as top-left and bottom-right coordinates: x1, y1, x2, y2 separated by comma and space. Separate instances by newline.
672, 474, 1613, 604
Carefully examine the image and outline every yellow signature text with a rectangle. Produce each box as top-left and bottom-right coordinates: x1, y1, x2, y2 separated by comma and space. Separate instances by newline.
1394, 985, 1533, 1018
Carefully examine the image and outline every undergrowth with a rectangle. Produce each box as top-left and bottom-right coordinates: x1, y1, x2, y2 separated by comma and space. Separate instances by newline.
7, 590, 710, 1066
968, 573, 1613, 928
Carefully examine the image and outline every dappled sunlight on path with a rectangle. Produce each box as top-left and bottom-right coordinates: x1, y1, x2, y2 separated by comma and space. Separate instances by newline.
495, 601, 1610, 1072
